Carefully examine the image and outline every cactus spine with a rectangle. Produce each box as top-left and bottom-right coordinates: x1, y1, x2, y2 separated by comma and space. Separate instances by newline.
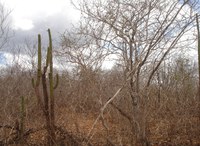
32, 29, 58, 146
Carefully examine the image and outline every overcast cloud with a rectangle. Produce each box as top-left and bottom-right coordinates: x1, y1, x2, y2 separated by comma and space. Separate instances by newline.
3, 0, 80, 52
11, 12, 75, 47
0, 0, 81, 68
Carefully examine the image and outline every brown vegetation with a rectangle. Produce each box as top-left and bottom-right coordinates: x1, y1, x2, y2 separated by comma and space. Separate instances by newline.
0, 0, 200, 145
0, 56, 199, 145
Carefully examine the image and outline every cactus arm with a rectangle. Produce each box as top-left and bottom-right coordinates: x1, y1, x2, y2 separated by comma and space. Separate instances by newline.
32, 34, 42, 88
36, 34, 42, 86
53, 74, 59, 89
48, 29, 53, 95
46, 47, 50, 67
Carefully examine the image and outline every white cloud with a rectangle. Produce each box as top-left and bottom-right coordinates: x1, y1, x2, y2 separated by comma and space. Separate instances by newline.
3, 52, 34, 69
3, 0, 80, 31
13, 18, 34, 30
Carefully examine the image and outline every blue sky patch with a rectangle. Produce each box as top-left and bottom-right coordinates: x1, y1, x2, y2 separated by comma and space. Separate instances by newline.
0, 53, 6, 65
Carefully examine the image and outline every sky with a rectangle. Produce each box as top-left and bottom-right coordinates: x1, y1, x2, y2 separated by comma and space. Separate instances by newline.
0, 53, 6, 64
0, 0, 198, 70
0, 0, 86, 69
4, 0, 80, 30
0, 0, 115, 70
2, 0, 80, 49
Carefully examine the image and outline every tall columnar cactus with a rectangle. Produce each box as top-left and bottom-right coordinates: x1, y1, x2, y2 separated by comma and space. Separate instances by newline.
196, 14, 200, 135
48, 29, 55, 135
32, 29, 59, 146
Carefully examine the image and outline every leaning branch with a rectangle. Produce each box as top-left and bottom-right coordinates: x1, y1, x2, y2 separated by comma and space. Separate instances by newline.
86, 63, 140, 143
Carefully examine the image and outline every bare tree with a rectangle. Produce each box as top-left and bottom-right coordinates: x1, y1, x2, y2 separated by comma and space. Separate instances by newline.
71, 0, 198, 145
0, 2, 12, 50
58, 26, 110, 111
59, 27, 108, 70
